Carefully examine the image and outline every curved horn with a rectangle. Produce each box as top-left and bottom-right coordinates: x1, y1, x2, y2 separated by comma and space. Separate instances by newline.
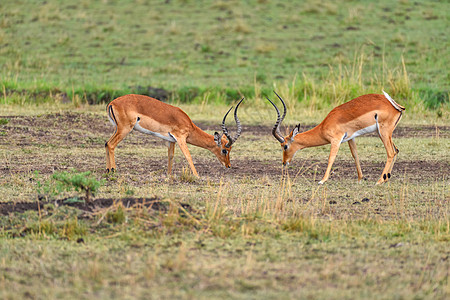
222, 97, 245, 147
229, 97, 244, 146
267, 91, 287, 143
273, 91, 287, 122
221, 106, 234, 146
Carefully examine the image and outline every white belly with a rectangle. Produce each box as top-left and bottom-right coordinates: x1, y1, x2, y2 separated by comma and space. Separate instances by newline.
134, 122, 177, 142
342, 124, 377, 143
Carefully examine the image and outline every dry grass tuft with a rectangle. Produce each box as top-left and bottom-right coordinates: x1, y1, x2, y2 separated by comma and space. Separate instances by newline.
255, 43, 277, 54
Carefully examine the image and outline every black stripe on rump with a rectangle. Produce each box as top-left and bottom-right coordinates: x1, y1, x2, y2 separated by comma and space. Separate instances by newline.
109, 105, 118, 125
395, 111, 403, 126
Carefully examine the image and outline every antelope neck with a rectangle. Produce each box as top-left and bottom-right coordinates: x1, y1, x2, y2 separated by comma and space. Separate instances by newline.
294, 126, 328, 148
187, 125, 217, 150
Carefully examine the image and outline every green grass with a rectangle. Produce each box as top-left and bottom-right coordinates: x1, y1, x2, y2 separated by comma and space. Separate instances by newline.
0, 0, 449, 298
0, 107, 449, 299
1, 217, 448, 299
0, 0, 449, 109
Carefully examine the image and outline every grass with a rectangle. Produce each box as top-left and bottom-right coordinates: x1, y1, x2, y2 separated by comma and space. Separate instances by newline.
0, 106, 449, 299
1, 219, 448, 299
0, 0, 449, 298
0, 0, 449, 109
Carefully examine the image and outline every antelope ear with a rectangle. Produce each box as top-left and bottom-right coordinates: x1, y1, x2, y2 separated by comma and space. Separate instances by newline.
214, 132, 222, 146
290, 124, 301, 142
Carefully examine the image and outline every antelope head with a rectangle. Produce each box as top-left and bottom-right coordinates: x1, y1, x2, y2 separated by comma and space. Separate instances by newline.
267, 92, 301, 166
213, 97, 244, 168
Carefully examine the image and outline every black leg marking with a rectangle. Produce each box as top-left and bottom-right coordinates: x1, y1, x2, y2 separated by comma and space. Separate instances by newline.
109, 105, 118, 125
111, 168, 115, 173
387, 173, 391, 179
395, 111, 403, 126
383, 174, 387, 180
105, 142, 108, 147
106, 169, 110, 173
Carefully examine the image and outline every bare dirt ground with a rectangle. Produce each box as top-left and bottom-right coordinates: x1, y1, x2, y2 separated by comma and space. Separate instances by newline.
1, 112, 448, 179
0, 112, 448, 215
0, 197, 160, 216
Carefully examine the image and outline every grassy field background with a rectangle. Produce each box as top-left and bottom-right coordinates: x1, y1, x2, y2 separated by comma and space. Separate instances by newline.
0, 111, 448, 299
0, 0, 449, 109
0, 0, 449, 299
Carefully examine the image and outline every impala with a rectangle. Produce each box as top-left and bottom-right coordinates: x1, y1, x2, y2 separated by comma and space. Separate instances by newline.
267, 91, 405, 185
105, 94, 244, 177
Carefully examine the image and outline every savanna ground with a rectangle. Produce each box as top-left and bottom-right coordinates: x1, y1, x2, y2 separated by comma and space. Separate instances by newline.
1, 0, 449, 299
0, 107, 448, 299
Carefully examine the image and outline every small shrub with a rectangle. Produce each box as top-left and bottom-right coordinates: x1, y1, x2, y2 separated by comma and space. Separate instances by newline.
51, 170, 105, 203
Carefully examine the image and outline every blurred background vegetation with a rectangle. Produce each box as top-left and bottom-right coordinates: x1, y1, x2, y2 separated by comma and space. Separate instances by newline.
0, 0, 448, 110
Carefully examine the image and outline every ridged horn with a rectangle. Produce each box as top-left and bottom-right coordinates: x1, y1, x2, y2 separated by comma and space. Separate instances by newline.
222, 97, 244, 147
267, 91, 287, 143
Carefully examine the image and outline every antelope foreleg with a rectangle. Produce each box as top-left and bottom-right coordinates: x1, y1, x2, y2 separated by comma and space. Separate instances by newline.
176, 139, 199, 177
319, 141, 341, 184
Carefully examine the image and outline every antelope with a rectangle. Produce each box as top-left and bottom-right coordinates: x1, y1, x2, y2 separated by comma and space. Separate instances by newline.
267, 91, 405, 185
105, 94, 244, 177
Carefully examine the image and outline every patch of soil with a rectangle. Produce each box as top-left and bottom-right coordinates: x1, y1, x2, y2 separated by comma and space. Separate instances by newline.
197, 158, 449, 183
0, 112, 448, 185
96, 154, 448, 185
0, 197, 193, 216
196, 123, 448, 138
0, 112, 448, 149
0, 113, 113, 148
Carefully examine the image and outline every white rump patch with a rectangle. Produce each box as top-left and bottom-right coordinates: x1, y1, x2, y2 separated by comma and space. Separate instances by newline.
107, 106, 117, 136
107, 106, 117, 127
134, 121, 177, 142
107, 114, 116, 127
382, 90, 403, 112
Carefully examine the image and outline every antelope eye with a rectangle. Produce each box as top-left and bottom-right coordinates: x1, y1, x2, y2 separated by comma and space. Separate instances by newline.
284, 145, 288, 150
222, 149, 228, 154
